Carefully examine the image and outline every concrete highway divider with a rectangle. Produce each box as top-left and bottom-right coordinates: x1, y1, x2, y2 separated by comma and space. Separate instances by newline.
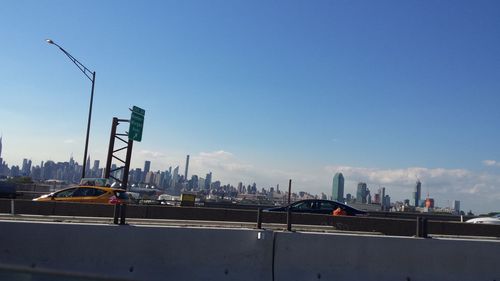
1, 199, 500, 238
0, 220, 275, 281
273, 231, 500, 281
0, 220, 499, 281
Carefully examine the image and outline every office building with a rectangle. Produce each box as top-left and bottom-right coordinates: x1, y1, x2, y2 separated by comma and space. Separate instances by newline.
144, 161, 151, 174
331, 173, 344, 202
413, 180, 421, 207
205, 172, 212, 190
452, 200, 460, 213
356, 182, 369, 203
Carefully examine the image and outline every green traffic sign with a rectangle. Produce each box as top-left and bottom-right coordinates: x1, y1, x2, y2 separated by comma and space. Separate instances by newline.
129, 106, 145, 142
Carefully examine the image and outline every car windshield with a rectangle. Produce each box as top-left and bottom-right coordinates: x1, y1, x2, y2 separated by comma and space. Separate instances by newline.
79, 178, 111, 187
54, 188, 77, 198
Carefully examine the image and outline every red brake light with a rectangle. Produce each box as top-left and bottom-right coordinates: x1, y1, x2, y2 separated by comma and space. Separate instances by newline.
109, 195, 121, 204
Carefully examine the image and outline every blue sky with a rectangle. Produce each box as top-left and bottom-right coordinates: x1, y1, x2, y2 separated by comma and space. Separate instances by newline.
1, 0, 500, 213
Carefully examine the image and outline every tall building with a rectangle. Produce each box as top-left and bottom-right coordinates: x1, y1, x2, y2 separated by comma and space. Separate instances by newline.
356, 182, 369, 203
171, 166, 179, 187
85, 155, 91, 176
93, 160, 100, 171
452, 200, 460, 213
331, 173, 344, 202
143, 161, 151, 182
21, 159, 32, 176
92, 160, 100, 177
205, 172, 212, 190
144, 161, 151, 174
0, 136, 2, 158
184, 155, 190, 180
413, 180, 421, 207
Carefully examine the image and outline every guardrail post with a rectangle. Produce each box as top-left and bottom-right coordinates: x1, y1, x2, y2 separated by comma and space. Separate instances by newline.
286, 207, 292, 231
421, 217, 428, 238
10, 199, 15, 215
416, 216, 421, 237
113, 204, 120, 224
119, 204, 127, 225
256, 208, 262, 229
416, 217, 429, 238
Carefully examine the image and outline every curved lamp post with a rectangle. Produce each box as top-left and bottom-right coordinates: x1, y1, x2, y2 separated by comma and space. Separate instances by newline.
46, 39, 95, 179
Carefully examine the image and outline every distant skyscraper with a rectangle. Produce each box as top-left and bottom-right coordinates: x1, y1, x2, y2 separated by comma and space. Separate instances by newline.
144, 161, 151, 174
205, 172, 212, 190
184, 155, 190, 180
331, 173, 344, 202
413, 180, 421, 207
356, 182, 369, 203
86, 155, 91, 175
381, 187, 386, 210
21, 159, 32, 176
452, 200, 460, 213
93, 160, 100, 172
171, 166, 179, 186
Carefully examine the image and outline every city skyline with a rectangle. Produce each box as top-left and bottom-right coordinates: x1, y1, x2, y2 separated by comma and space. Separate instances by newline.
0, 146, 468, 213
1, 1, 500, 214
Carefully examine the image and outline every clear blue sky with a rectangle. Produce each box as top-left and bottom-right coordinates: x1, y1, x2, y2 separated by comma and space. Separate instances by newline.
1, 0, 500, 213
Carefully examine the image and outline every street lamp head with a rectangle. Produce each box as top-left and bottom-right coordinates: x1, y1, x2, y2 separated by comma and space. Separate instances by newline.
46, 39, 55, 44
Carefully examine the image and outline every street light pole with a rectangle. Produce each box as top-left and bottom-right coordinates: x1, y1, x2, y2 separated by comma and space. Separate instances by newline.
46, 39, 95, 179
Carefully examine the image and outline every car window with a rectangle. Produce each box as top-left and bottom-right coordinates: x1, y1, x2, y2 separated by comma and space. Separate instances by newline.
292, 201, 315, 210
72, 188, 106, 197
319, 201, 337, 210
54, 188, 77, 198
93, 188, 106, 197
114, 190, 129, 200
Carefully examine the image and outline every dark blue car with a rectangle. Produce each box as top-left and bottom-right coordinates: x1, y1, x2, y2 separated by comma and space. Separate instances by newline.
265, 199, 366, 216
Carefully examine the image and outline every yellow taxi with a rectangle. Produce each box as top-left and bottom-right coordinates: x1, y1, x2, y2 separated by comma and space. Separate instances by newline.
33, 178, 129, 204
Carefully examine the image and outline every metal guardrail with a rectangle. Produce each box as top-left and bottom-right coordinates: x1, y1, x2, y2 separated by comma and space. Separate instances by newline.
1, 199, 499, 238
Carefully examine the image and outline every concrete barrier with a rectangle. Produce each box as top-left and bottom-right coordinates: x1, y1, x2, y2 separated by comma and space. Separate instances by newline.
273, 231, 500, 281
0, 220, 499, 280
2, 199, 500, 237
0, 220, 274, 281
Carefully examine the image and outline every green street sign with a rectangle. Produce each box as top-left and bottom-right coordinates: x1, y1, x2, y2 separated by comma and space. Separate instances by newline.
129, 106, 145, 142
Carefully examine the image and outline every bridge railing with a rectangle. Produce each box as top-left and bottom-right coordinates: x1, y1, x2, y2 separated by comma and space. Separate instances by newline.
1, 199, 499, 238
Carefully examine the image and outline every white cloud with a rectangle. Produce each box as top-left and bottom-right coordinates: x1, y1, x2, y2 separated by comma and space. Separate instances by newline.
192, 150, 253, 176
323, 165, 500, 213
139, 150, 167, 158
482, 160, 500, 167
63, 139, 75, 144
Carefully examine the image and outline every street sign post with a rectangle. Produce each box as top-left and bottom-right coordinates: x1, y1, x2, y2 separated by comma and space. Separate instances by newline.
129, 106, 145, 142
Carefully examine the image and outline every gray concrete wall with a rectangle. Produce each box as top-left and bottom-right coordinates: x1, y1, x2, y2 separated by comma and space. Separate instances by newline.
0, 220, 499, 281
274, 232, 500, 281
0, 220, 274, 281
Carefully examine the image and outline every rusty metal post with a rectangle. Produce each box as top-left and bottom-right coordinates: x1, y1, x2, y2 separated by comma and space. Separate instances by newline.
113, 204, 120, 224
416, 216, 428, 238
119, 204, 127, 225
288, 179, 292, 205
104, 118, 118, 179
257, 208, 262, 229
421, 217, 428, 238
286, 207, 292, 231
121, 139, 133, 190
